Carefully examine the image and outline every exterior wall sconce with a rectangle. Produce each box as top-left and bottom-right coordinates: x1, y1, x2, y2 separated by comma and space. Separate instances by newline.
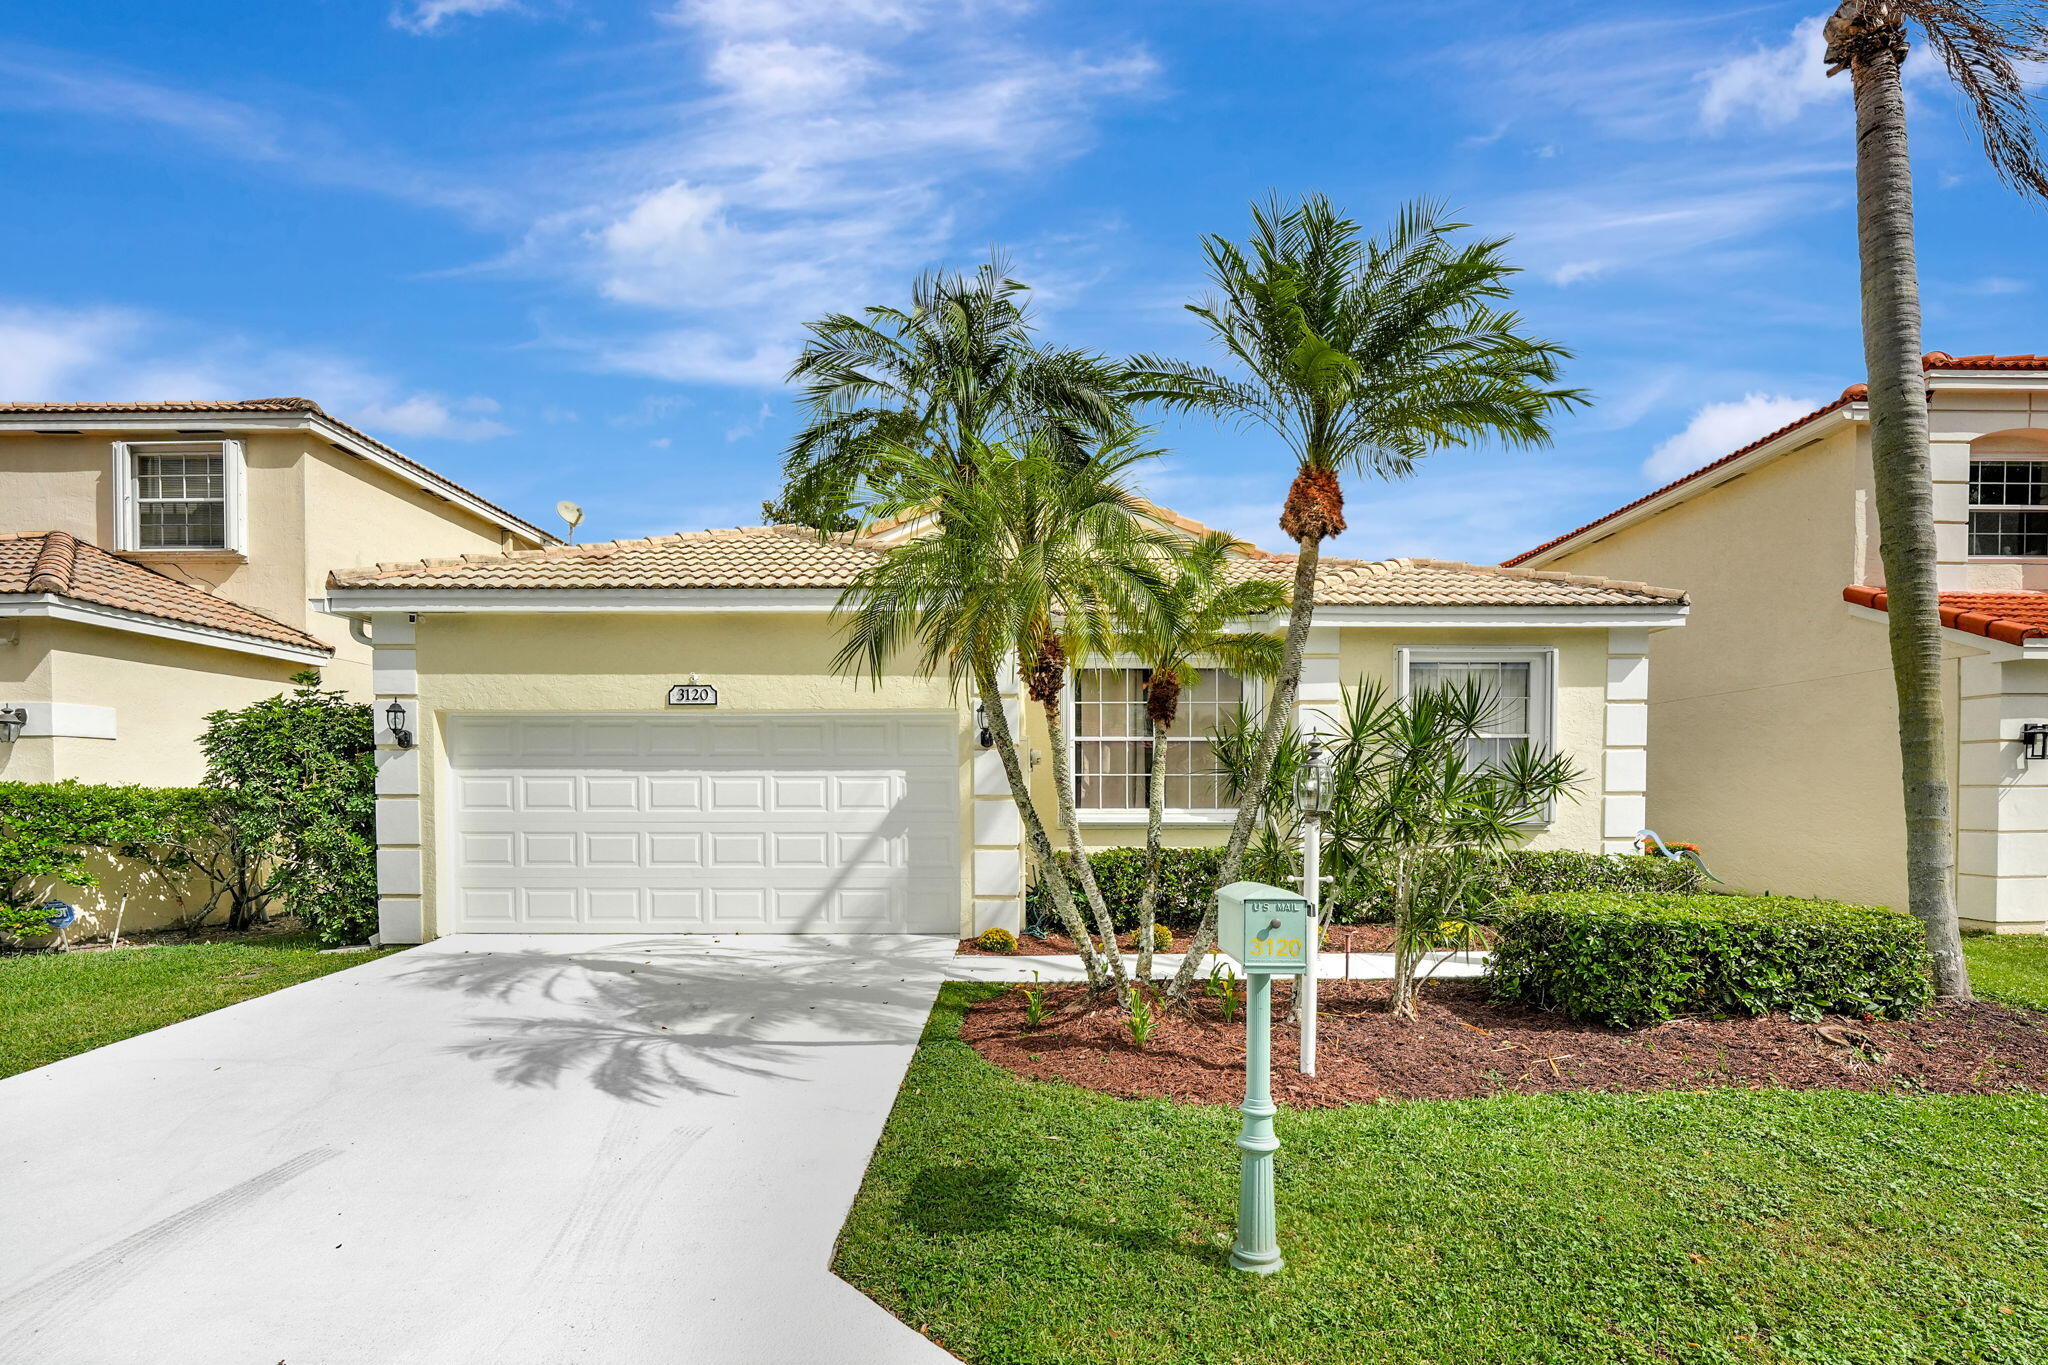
0, 706, 25, 744
974, 701, 995, 749
2024, 723, 2048, 763
385, 700, 415, 749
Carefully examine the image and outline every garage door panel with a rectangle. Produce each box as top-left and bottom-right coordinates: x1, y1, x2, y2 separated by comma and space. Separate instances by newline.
449, 714, 959, 934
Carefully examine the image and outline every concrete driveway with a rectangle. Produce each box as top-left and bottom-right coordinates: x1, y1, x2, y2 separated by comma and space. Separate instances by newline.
0, 934, 962, 1365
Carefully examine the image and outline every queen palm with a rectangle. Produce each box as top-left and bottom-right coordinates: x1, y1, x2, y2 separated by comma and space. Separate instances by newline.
1114, 532, 1287, 978
778, 253, 1130, 529
1133, 196, 1584, 994
834, 432, 1170, 999
1821, 2, 2048, 1001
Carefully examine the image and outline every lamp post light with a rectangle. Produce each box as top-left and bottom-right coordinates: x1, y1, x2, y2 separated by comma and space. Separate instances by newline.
1292, 734, 1333, 1076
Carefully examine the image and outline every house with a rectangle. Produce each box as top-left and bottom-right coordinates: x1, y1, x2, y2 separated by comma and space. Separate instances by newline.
1506, 352, 2048, 934
317, 511, 1688, 943
1, 398, 553, 932
1, 398, 553, 788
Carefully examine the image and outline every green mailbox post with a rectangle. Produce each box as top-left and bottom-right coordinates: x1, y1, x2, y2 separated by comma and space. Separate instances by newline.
1213, 880, 1310, 1275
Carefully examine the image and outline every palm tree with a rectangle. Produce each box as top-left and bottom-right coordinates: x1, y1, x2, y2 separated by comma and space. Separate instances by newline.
1133, 196, 1584, 995
1115, 532, 1287, 978
780, 253, 1130, 529
834, 432, 1170, 999
1821, 3, 2048, 1001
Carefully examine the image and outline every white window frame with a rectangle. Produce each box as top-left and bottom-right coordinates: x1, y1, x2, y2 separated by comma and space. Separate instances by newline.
111, 439, 247, 554
1396, 645, 1559, 828
1065, 660, 1262, 826
1967, 457, 2048, 559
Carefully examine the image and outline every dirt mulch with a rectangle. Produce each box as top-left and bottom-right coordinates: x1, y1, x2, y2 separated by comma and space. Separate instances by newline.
961, 979, 2048, 1108
956, 924, 1408, 957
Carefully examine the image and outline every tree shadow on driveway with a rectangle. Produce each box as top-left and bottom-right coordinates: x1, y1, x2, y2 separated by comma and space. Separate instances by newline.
396, 936, 952, 1104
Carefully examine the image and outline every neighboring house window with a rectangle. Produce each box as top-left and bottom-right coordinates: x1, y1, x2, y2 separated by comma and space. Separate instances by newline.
1969, 459, 2048, 557
112, 440, 246, 553
1072, 667, 1246, 814
1398, 648, 1555, 776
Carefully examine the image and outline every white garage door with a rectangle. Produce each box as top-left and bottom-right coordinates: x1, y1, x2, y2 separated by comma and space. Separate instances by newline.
447, 714, 960, 934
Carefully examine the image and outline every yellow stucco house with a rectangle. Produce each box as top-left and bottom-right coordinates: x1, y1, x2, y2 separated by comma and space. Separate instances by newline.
1, 398, 553, 791
1509, 351, 2048, 934
317, 512, 1688, 943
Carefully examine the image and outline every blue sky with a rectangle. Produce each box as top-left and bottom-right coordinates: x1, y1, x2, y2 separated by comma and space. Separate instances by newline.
2, 0, 2040, 561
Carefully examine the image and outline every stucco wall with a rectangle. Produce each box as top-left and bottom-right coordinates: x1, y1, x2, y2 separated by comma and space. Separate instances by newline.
405, 610, 975, 939
1014, 624, 1627, 856
1543, 420, 1971, 915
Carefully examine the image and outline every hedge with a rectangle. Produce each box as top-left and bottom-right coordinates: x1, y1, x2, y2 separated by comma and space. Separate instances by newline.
0, 782, 211, 940
1024, 846, 1702, 933
1486, 891, 1933, 1027
1024, 846, 1226, 932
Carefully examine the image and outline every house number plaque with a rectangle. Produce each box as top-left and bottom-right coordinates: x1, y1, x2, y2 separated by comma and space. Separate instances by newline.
666, 683, 718, 706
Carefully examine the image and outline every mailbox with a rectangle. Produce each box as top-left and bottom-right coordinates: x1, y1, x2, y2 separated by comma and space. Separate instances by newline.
1215, 881, 1310, 974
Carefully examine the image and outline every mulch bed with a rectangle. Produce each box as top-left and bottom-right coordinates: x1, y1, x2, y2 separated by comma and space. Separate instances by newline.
960, 979, 2048, 1107
956, 924, 1407, 956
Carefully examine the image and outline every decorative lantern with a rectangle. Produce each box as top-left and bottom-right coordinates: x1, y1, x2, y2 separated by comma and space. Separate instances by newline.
2024, 723, 2048, 763
384, 700, 415, 749
974, 701, 996, 750
0, 706, 25, 744
1293, 735, 1333, 818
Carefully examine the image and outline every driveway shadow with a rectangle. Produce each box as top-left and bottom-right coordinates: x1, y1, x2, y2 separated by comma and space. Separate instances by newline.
398, 936, 950, 1104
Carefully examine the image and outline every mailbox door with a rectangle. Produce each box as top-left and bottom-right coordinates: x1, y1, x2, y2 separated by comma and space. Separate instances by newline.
1239, 899, 1308, 973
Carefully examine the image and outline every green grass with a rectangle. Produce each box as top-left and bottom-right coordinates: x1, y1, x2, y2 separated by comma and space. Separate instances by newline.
1965, 933, 2048, 1012
835, 983, 2048, 1365
0, 931, 401, 1078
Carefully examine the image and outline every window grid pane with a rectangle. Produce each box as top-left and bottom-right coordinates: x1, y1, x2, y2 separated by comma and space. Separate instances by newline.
1969, 461, 2048, 557
132, 448, 228, 550
1408, 659, 1534, 770
1072, 667, 1243, 811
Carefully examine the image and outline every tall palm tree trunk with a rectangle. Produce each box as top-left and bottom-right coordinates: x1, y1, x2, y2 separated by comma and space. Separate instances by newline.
1847, 37, 1972, 1000
974, 664, 1110, 988
1136, 714, 1170, 980
1041, 695, 1134, 1000
1169, 533, 1322, 997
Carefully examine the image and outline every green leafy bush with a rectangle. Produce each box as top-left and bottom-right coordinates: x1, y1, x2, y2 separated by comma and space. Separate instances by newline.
0, 782, 200, 939
1150, 922, 1174, 953
975, 927, 1018, 954
201, 673, 375, 946
1025, 846, 1225, 932
1487, 892, 1932, 1027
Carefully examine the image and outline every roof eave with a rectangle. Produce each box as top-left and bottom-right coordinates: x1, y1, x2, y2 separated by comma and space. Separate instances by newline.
0, 592, 333, 662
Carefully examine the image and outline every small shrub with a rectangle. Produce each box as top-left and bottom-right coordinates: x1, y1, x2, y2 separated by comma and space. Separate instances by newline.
1487, 892, 1933, 1027
1125, 989, 1157, 1048
1018, 970, 1047, 1028
1150, 922, 1174, 953
976, 926, 1018, 954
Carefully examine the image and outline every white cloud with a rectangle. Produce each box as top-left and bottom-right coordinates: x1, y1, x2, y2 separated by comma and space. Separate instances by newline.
535, 0, 1156, 386
1700, 15, 1842, 130
1967, 275, 2032, 295
0, 299, 512, 442
1643, 392, 1821, 483
391, 0, 526, 34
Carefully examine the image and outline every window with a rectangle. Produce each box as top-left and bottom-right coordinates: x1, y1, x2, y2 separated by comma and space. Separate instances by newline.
1970, 460, 2048, 557
1072, 668, 1246, 814
113, 440, 245, 553
1398, 649, 1554, 775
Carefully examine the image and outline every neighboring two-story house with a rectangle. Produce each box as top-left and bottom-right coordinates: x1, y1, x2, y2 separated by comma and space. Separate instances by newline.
1509, 352, 2048, 934
2, 398, 552, 790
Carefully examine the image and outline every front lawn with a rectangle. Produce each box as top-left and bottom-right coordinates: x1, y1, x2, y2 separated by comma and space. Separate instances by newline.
836, 983, 2048, 1365
1965, 933, 2048, 1012
0, 929, 401, 1078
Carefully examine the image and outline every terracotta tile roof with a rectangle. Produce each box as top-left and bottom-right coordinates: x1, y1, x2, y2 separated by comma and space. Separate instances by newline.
329, 523, 1686, 608
1844, 585, 2048, 645
328, 526, 885, 590
1505, 351, 2048, 568
0, 398, 550, 543
0, 532, 332, 654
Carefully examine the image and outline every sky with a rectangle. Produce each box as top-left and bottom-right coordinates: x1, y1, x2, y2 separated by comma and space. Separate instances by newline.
1, 0, 2041, 561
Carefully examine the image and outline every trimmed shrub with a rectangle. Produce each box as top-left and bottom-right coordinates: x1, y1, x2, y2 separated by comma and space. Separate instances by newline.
1487, 892, 1933, 1027
1151, 922, 1174, 953
0, 782, 206, 939
1025, 846, 1226, 932
975, 927, 1018, 954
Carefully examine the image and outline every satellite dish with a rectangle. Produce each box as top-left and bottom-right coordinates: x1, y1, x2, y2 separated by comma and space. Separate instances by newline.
556, 500, 584, 543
